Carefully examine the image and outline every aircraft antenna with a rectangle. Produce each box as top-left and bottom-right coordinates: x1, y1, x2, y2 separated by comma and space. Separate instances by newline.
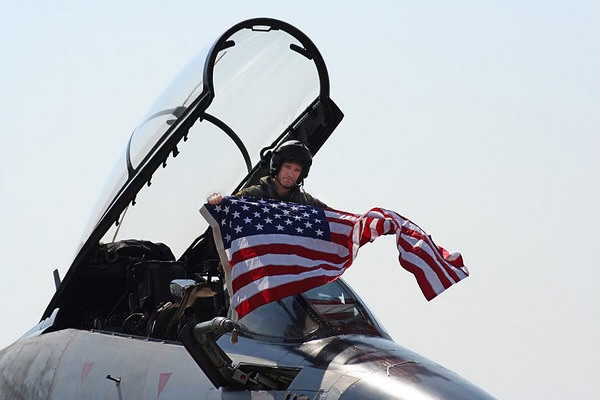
53, 269, 61, 290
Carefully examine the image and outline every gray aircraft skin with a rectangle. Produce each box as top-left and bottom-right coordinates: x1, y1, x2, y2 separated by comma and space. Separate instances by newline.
0, 18, 494, 400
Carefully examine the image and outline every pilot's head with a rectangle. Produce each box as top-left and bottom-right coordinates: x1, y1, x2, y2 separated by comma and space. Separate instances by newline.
269, 140, 313, 186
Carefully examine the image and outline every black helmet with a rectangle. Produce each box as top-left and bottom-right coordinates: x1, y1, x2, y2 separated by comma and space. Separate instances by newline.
269, 140, 313, 183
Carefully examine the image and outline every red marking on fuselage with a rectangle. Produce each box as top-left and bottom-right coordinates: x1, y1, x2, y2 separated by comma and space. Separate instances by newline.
81, 363, 94, 384
158, 372, 173, 398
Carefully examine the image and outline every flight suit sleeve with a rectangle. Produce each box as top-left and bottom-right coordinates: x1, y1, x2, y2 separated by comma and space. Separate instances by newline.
299, 192, 327, 209
235, 185, 269, 199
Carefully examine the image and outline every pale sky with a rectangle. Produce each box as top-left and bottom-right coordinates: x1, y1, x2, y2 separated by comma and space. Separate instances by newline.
1, 1, 599, 399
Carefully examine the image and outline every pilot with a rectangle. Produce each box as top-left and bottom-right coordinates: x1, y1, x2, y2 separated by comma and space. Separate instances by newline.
207, 140, 326, 208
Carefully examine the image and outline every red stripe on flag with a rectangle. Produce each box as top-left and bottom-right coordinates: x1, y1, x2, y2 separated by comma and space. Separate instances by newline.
232, 263, 347, 292
397, 235, 454, 290
230, 243, 347, 266
394, 255, 438, 300
358, 217, 371, 246
377, 207, 465, 284
235, 275, 339, 318
327, 216, 356, 228
399, 226, 463, 284
329, 232, 351, 247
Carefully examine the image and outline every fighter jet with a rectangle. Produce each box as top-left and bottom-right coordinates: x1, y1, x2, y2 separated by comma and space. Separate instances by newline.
0, 18, 494, 399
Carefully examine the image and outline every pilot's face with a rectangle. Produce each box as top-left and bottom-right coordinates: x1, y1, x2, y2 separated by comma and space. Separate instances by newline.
276, 161, 303, 189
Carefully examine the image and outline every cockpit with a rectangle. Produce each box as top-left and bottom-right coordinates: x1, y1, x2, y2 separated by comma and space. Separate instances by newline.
39, 18, 389, 345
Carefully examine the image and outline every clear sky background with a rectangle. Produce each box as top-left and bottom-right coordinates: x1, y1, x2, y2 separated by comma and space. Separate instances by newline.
1, 1, 598, 399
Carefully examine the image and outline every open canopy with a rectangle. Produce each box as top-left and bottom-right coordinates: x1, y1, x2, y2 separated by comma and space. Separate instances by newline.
43, 18, 343, 325
89, 18, 342, 260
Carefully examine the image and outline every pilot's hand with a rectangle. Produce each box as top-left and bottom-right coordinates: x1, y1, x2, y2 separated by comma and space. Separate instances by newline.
207, 192, 223, 205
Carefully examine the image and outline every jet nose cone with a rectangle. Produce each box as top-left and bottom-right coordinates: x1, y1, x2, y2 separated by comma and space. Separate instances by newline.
338, 361, 495, 400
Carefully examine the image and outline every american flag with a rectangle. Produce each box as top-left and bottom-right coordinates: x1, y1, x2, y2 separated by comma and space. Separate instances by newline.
200, 196, 468, 319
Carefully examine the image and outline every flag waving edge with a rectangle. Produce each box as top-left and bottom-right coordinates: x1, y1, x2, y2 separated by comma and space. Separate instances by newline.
199, 204, 237, 319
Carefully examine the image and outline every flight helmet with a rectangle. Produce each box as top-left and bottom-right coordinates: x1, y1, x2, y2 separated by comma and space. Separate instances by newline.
269, 140, 313, 184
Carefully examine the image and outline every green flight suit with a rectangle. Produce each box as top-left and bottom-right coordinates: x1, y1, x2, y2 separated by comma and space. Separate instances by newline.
235, 176, 326, 208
